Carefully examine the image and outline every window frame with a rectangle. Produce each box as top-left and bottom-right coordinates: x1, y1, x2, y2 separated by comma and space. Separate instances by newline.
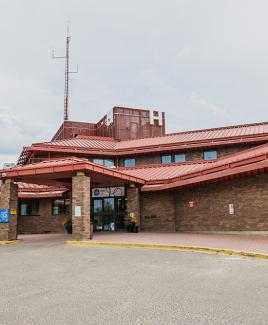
161, 155, 172, 164
203, 149, 218, 160
174, 153, 186, 163
19, 199, 40, 216
161, 153, 186, 164
52, 198, 71, 216
123, 158, 136, 167
92, 158, 115, 168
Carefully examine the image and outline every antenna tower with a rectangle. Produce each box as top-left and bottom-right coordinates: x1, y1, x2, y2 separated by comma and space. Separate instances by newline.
53, 25, 78, 121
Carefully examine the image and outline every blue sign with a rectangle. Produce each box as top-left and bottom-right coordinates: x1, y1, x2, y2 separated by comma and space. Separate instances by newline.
0, 209, 10, 223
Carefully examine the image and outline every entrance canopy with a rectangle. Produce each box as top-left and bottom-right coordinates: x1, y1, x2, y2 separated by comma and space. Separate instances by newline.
0, 157, 145, 188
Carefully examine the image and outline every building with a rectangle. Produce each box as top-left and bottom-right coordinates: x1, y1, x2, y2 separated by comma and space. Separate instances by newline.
1, 106, 268, 241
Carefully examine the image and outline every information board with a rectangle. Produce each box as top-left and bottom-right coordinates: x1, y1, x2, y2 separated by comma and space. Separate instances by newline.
0, 209, 10, 223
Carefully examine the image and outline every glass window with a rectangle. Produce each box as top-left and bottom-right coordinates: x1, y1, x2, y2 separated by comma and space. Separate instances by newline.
161, 155, 172, 164
203, 150, 217, 160
175, 153, 186, 163
93, 158, 104, 165
124, 158, 136, 167
93, 158, 115, 168
52, 199, 70, 215
103, 159, 114, 168
19, 200, 39, 216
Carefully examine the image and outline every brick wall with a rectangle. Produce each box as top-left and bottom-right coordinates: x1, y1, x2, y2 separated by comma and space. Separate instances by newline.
175, 173, 268, 231
141, 191, 176, 231
18, 199, 67, 234
216, 144, 255, 158
140, 173, 268, 232
187, 144, 254, 161
136, 155, 161, 166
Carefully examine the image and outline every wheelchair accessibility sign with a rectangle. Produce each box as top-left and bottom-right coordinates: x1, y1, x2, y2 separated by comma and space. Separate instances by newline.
0, 209, 10, 223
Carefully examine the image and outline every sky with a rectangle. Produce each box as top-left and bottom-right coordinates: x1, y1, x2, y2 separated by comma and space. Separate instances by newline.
1, 0, 268, 165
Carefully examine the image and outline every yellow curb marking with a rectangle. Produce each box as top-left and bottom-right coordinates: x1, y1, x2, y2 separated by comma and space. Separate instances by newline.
0, 240, 21, 245
66, 241, 268, 260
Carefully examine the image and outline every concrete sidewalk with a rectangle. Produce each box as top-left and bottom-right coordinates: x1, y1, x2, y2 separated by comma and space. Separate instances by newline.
16, 232, 268, 257
80, 231, 268, 256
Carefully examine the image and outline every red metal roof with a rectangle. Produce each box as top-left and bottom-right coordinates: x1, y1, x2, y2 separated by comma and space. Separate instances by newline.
1, 157, 145, 186
118, 161, 209, 182
19, 190, 67, 199
34, 138, 118, 150
139, 143, 268, 191
4, 143, 268, 195
17, 182, 69, 199
18, 121, 268, 164
116, 121, 268, 150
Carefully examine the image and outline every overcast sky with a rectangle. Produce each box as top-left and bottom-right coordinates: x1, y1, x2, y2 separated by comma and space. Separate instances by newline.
1, 0, 268, 165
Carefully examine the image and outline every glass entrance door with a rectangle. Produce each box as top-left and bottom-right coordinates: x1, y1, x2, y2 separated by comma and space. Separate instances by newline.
92, 197, 126, 231
115, 198, 127, 229
103, 198, 115, 231
93, 199, 103, 231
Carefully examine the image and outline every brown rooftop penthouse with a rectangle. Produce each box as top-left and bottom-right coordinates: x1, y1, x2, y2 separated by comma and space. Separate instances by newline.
1, 106, 268, 241
52, 106, 166, 141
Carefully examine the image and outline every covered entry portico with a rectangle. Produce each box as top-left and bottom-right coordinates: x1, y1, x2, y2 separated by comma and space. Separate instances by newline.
0, 158, 145, 241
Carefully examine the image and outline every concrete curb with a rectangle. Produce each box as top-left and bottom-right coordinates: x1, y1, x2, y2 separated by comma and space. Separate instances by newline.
0, 240, 21, 245
66, 241, 268, 260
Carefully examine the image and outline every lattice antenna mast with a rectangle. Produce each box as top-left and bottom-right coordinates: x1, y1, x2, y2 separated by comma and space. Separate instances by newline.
52, 25, 78, 121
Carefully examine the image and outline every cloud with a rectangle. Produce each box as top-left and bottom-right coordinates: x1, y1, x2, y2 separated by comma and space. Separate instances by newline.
0, 0, 268, 165
190, 93, 232, 122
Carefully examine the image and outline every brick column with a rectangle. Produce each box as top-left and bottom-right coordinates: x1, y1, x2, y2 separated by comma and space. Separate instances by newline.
127, 185, 141, 228
72, 174, 91, 241
0, 180, 18, 241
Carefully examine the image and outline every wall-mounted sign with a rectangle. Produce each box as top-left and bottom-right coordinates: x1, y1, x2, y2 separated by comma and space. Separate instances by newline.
188, 201, 195, 208
10, 208, 17, 215
0, 209, 10, 223
229, 203, 235, 215
75, 206, 82, 217
92, 187, 125, 198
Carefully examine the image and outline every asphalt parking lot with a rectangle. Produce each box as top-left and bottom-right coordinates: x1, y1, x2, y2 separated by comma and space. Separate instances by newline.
1, 238, 268, 325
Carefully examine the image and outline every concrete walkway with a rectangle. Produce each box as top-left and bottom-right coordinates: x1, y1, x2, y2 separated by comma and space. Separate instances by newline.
18, 233, 71, 245
90, 231, 268, 255
17, 232, 268, 256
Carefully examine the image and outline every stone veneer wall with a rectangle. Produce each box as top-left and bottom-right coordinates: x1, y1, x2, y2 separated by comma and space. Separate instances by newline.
18, 198, 67, 234
127, 186, 141, 226
0, 182, 18, 240
140, 173, 268, 232
72, 175, 91, 240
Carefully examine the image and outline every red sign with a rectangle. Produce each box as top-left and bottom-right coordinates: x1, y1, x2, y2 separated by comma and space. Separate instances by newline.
188, 201, 195, 208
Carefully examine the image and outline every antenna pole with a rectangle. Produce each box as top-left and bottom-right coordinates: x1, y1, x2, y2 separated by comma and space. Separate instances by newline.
53, 25, 78, 121
64, 33, 70, 120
